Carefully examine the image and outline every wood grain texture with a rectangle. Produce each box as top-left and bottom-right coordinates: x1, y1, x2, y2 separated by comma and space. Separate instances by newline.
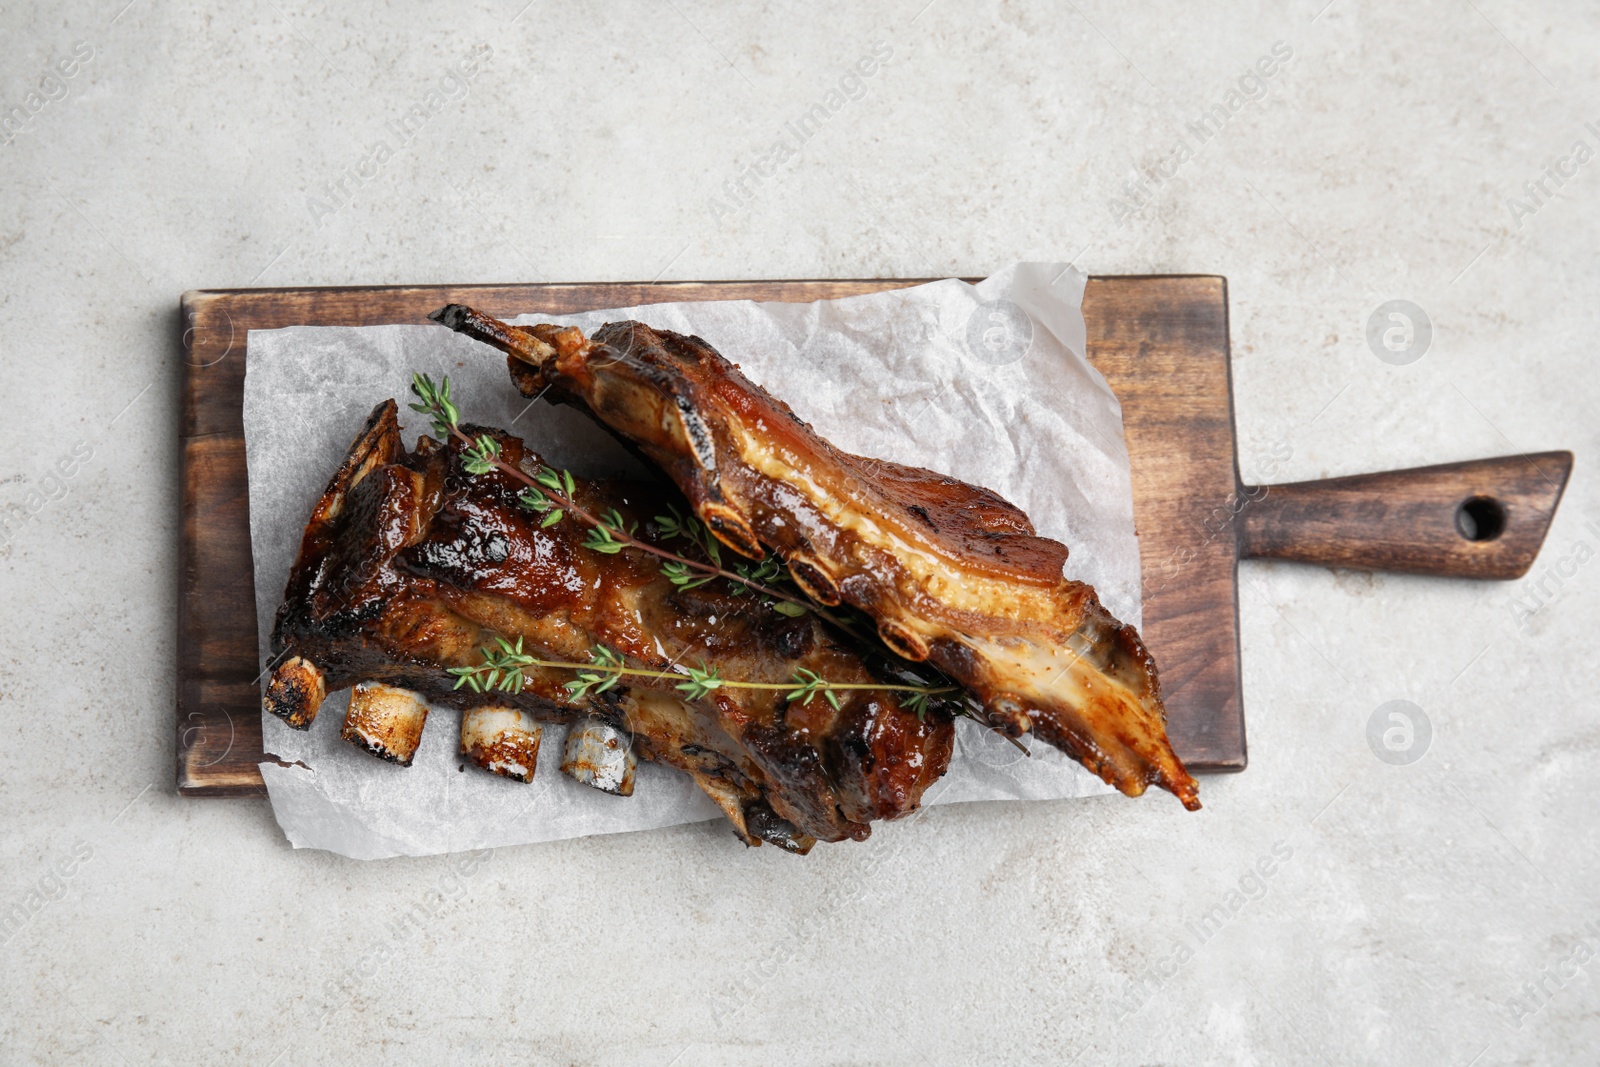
1238, 452, 1572, 579
1083, 277, 1245, 771
177, 278, 1573, 798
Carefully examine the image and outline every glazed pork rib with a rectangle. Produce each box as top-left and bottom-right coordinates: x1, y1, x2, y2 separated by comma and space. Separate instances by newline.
265, 399, 954, 852
431, 305, 1200, 811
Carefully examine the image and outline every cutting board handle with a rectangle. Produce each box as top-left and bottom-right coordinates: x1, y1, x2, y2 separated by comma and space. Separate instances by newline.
1236, 451, 1573, 579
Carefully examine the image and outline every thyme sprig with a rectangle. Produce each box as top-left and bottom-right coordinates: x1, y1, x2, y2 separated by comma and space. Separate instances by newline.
786, 668, 841, 711
655, 505, 806, 616
562, 644, 626, 700
447, 640, 958, 707
408, 373, 460, 438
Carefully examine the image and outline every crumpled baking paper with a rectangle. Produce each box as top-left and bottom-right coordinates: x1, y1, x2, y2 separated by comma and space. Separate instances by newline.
244, 263, 1140, 859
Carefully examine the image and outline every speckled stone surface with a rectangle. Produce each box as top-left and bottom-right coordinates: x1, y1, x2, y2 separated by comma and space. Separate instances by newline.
1, 2, 1596, 1063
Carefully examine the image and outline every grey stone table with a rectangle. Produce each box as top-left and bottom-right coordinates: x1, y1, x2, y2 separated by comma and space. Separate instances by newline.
2, 2, 1595, 1063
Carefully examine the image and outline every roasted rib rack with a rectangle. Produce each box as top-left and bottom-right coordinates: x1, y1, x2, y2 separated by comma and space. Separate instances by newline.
430, 304, 1200, 812
265, 400, 955, 853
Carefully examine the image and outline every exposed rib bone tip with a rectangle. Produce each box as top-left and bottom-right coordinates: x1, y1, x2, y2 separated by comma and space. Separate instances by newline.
985, 694, 1032, 736
341, 682, 430, 766
428, 304, 467, 328
263, 656, 327, 730
876, 620, 931, 663
785, 555, 842, 607
560, 718, 637, 796
700, 504, 765, 560
743, 802, 817, 854
460, 705, 542, 783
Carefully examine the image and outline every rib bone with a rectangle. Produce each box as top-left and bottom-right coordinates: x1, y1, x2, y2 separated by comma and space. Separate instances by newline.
560, 718, 637, 796
460, 705, 542, 783
341, 682, 430, 765
263, 656, 326, 729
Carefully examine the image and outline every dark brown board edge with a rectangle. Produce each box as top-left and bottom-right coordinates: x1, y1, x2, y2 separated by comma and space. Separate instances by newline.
177, 275, 1243, 798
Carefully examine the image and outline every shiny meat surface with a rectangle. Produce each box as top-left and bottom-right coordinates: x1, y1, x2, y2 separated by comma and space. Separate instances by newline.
430, 305, 1200, 810
266, 400, 955, 851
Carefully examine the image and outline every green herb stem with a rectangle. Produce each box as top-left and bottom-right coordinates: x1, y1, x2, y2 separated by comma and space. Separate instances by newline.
447, 636, 957, 716
474, 657, 952, 693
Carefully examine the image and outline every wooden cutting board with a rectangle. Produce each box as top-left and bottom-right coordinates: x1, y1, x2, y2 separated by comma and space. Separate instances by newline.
176, 277, 1571, 796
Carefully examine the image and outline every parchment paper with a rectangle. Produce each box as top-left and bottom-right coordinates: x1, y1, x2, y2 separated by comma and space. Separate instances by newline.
245, 264, 1140, 859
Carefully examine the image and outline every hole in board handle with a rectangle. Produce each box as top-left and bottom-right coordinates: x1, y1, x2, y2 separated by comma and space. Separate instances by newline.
1455, 496, 1506, 542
